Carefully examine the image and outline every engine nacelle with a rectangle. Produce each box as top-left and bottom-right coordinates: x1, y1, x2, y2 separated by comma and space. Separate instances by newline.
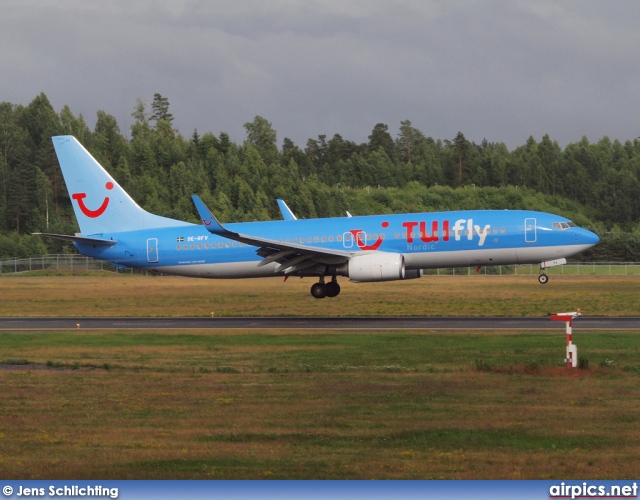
344, 252, 408, 282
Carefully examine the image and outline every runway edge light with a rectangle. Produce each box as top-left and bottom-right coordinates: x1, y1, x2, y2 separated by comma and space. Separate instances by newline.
548, 309, 581, 368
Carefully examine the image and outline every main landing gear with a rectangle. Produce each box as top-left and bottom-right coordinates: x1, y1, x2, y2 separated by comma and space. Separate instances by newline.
310, 277, 341, 299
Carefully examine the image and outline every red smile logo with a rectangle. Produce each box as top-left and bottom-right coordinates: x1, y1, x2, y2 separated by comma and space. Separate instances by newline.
350, 221, 389, 251
72, 182, 114, 218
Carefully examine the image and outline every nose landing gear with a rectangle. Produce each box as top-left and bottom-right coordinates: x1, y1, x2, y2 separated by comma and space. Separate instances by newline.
310, 277, 341, 298
537, 258, 567, 284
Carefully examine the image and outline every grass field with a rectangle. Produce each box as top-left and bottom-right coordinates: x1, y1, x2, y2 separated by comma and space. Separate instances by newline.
0, 273, 639, 316
0, 275, 639, 479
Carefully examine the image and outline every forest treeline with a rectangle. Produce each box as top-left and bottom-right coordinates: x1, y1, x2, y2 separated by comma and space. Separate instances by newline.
1, 92, 639, 261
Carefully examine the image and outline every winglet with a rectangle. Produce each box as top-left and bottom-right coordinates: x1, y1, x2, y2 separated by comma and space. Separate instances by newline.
277, 199, 297, 221
191, 195, 233, 236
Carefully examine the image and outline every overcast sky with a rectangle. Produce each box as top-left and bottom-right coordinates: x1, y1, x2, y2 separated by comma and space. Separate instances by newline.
3, 0, 640, 149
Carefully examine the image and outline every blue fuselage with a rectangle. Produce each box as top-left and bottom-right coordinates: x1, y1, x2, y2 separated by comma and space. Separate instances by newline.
75, 210, 599, 279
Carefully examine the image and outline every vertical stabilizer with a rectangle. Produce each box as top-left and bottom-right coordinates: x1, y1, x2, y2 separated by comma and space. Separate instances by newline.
52, 136, 190, 235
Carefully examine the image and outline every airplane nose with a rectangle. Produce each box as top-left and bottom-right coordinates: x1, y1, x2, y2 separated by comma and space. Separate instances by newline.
578, 229, 600, 247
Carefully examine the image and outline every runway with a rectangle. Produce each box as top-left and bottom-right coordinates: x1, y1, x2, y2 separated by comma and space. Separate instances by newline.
0, 316, 638, 331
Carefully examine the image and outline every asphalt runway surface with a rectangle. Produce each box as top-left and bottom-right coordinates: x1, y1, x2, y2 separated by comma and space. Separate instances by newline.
0, 317, 638, 331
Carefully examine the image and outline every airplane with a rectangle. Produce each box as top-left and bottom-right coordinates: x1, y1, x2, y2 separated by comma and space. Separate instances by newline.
36, 135, 600, 299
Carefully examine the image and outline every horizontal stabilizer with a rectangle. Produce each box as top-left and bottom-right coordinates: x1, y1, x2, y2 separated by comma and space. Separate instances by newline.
33, 233, 117, 246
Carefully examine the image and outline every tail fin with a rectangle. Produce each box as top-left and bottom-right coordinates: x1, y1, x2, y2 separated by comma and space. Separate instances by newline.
52, 136, 190, 235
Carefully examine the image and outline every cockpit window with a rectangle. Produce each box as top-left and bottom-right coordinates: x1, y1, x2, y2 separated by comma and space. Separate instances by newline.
552, 221, 576, 230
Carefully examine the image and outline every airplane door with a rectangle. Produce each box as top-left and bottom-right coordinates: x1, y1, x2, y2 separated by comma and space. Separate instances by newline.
524, 218, 537, 243
343, 232, 354, 249
147, 238, 159, 263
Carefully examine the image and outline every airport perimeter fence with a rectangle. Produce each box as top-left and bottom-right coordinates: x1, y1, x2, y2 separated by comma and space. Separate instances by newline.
1, 254, 640, 277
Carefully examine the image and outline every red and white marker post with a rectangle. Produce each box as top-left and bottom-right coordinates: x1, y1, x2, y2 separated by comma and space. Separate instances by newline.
549, 309, 581, 368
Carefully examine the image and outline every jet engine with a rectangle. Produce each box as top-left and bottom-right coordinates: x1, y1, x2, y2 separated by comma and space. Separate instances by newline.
340, 252, 422, 282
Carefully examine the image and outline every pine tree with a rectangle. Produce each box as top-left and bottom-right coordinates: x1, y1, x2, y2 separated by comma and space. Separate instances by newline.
150, 93, 174, 124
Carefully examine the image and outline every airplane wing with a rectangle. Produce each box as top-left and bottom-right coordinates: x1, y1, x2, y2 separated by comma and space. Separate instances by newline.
33, 233, 117, 247
191, 195, 356, 274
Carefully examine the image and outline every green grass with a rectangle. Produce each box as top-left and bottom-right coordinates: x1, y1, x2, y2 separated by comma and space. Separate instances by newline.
1, 328, 640, 479
1, 275, 638, 479
1, 274, 639, 316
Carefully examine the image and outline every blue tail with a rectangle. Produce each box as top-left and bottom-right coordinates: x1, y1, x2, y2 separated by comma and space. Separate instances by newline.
52, 136, 190, 235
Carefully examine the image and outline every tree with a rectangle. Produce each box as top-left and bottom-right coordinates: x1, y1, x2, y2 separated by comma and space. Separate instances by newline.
444, 132, 472, 186
150, 93, 174, 124
396, 119, 425, 164
93, 110, 125, 171
368, 123, 395, 160
243, 116, 278, 166
131, 98, 150, 140
19, 93, 60, 147
59, 105, 91, 142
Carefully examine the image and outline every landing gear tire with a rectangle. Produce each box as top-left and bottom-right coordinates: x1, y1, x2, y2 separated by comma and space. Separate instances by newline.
538, 274, 549, 284
325, 281, 341, 298
311, 282, 327, 299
